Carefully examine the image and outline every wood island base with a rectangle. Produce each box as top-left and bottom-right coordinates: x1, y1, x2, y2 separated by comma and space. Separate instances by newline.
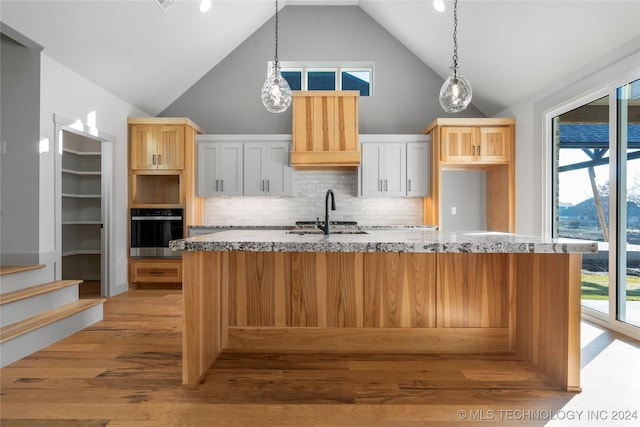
181, 250, 582, 392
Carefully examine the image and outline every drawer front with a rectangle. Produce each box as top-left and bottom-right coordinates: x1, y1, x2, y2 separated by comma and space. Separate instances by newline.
131, 261, 182, 283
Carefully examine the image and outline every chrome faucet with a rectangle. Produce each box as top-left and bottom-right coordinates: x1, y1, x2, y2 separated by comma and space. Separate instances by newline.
317, 189, 336, 235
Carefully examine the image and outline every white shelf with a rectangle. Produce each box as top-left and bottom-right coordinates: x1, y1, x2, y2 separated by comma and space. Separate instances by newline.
62, 193, 101, 199
63, 148, 100, 156
62, 168, 101, 176
62, 220, 101, 225
62, 249, 101, 257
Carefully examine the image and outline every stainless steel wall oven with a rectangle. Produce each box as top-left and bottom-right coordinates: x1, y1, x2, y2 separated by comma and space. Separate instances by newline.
130, 208, 183, 257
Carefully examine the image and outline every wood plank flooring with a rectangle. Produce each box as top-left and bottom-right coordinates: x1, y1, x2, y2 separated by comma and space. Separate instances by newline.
1, 290, 639, 426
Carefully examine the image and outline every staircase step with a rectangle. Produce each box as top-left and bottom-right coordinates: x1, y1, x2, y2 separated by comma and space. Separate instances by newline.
1, 299, 105, 344
0, 280, 83, 305
0, 264, 45, 276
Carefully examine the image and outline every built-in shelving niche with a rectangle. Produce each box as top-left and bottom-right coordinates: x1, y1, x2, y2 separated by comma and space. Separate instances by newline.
131, 173, 182, 206
61, 131, 102, 297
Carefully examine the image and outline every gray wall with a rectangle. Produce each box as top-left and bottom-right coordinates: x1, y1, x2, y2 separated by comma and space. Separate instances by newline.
161, 6, 484, 133
440, 170, 487, 232
1, 26, 42, 264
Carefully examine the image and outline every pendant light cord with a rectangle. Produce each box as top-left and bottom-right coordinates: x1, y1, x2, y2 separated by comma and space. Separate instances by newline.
274, 0, 280, 68
451, 0, 459, 79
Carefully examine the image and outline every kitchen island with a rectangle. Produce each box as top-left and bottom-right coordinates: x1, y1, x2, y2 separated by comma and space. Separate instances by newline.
171, 229, 597, 391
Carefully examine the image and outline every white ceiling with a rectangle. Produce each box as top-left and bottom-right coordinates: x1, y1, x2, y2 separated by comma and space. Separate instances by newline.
1, 0, 639, 116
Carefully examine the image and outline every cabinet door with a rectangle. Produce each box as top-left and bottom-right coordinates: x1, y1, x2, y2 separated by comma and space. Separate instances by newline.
243, 143, 267, 196
218, 143, 243, 196
477, 127, 511, 162
197, 142, 220, 197
360, 143, 384, 197
266, 142, 292, 197
382, 143, 406, 197
406, 142, 430, 197
130, 125, 158, 170
440, 127, 475, 162
156, 126, 185, 170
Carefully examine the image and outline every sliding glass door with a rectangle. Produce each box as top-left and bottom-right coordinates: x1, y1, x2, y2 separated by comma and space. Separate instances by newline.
552, 77, 640, 336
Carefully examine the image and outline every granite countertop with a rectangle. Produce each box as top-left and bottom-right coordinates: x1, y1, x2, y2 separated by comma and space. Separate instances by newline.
172, 228, 598, 254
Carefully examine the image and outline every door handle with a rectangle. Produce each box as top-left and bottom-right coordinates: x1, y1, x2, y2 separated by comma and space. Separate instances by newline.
157, 154, 162, 165
152, 154, 156, 165
408, 179, 412, 192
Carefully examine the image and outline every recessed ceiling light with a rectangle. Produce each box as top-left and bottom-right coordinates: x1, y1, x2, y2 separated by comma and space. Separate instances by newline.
433, 0, 445, 13
200, 0, 212, 13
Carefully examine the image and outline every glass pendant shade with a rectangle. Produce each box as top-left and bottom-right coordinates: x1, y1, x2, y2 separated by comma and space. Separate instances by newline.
261, 65, 292, 113
439, 71, 472, 113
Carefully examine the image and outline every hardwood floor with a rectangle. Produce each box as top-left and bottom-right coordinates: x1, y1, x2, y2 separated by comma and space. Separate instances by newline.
1, 290, 639, 426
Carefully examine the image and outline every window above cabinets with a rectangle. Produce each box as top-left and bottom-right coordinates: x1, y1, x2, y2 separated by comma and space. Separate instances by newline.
270, 61, 374, 97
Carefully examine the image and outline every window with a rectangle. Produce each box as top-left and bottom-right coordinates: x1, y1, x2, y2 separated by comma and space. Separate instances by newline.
269, 61, 374, 96
551, 77, 640, 337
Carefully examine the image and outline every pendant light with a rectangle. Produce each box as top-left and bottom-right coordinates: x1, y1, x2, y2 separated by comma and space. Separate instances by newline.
439, 0, 472, 113
261, 0, 292, 113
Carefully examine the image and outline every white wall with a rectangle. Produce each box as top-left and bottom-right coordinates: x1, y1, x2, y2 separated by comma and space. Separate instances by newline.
497, 36, 640, 236
39, 53, 147, 295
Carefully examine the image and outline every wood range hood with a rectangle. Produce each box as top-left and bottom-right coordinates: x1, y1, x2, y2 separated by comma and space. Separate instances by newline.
290, 91, 360, 169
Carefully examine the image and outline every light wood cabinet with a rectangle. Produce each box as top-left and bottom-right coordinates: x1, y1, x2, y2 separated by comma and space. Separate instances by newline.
440, 126, 511, 163
129, 259, 182, 284
423, 118, 515, 232
363, 253, 436, 328
128, 117, 203, 288
291, 91, 360, 168
130, 125, 185, 170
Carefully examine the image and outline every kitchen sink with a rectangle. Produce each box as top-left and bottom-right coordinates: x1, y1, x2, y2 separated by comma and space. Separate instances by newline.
287, 229, 368, 235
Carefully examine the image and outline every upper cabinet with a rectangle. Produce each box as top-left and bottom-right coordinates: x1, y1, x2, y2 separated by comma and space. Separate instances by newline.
196, 135, 292, 197
423, 118, 515, 232
197, 141, 243, 197
291, 91, 360, 168
359, 135, 430, 198
130, 124, 185, 170
435, 120, 513, 165
244, 142, 292, 197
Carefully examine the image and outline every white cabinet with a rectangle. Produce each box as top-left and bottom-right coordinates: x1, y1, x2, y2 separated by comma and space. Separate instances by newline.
244, 142, 292, 196
197, 141, 243, 196
359, 135, 430, 198
406, 142, 430, 197
360, 143, 406, 197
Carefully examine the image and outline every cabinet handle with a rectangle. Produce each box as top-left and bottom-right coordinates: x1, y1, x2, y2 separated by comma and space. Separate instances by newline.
215, 179, 219, 192
152, 154, 156, 165
384, 180, 388, 191
378, 180, 382, 191
472, 146, 475, 156
261, 180, 264, 191
408, 179, 412, 192
157, 154, 162, 165
221, 180, 224, 192
267, 180, 270, 192
477, 145, 481, 156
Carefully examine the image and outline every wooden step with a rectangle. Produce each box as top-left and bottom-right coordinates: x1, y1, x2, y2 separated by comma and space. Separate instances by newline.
0, 299, 105, 344
0, 264, 45, 276
0, 280, 83, 306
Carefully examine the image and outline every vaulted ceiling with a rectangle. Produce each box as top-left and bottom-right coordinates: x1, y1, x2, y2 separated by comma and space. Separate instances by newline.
1, 0, 639, 116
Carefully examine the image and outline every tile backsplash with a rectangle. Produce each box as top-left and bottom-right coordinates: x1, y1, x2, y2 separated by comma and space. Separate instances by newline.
202, 170, 424, 226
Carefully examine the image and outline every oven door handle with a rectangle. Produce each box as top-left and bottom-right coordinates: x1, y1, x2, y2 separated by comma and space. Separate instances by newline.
131, 216, 183, 221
